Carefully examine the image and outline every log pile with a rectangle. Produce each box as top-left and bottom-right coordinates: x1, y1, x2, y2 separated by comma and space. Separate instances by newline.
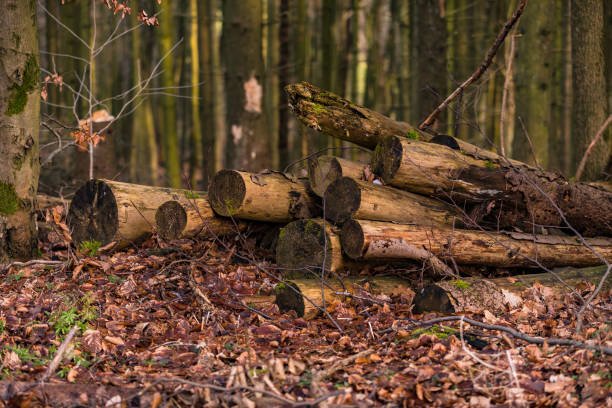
65, 81, 612, 317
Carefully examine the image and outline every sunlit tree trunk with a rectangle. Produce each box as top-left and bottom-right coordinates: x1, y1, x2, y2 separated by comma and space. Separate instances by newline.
562, 0, 573, 176
159, 2, 181, 187
265, 0, 280, 170
294, 0, 311, 158
571, 0, 609, 180
222, 0, 270, 171
0, 0, 40, 261
188, 0, 203, 188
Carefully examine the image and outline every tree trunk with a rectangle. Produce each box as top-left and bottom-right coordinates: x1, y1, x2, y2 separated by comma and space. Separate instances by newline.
222, 0, 270, 171
372, 135, 612, 237
276, 219, 344, 274
68, 179, 201, 248
189, 0, 203, 189
155, 195, 244, 241
324, 177, 461, 226
341, 219, 612, 268
571, 0, 609, 180
0, 0, 40, 262
307, 155, 368, 197
208, 170, 320, 222
413, 265, 611, 314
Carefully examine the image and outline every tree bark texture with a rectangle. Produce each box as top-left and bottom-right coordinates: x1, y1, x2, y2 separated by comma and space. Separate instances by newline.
324, 177, 461, 226
571, 0, 610, 180
0, 0, 40, 262
372, 135, 612, 237
307, 155, 368, 197
341, 219, 612, 268
68, 179, 202, 248
208, 170, 320, 223
222, 0, 270, 171
413, 265, 611, 314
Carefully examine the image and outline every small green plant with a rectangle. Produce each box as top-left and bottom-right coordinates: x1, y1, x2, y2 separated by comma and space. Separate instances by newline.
107, 274, 121, 283
5, 345, 46, 366
484, 160, 496, 169
47, 294, 98, 338
334, 381, 349, 389
8, 272, 24, 282
411, 325, 450, 339
79, 240, 101, 257
184, 190, 200, 199
450, 279, 471, 290
57, 366, 70, 378
406, 130, 419, 140
297, 371, 312, 387
0, 318, 5, 334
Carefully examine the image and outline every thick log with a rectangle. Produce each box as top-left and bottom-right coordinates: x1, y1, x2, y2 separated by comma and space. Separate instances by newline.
155, 195, 244, 241
67, 179, 201, 247
308, 155, 368, 197
209, 170, 320, 222
413, 265, 611, 314
324, 176, 462, 226
276, 219, 344, 273
341, 219, 612, 268
371, 135, 612, 237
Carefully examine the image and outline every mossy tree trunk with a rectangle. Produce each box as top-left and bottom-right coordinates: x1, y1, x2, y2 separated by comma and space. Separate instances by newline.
0, 0, 40, 262
571, 0, 609, 180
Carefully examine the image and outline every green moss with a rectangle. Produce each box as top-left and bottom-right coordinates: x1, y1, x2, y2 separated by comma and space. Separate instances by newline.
406, 130, 419, 140
223, 198, 237, 215
278, 228, 287, 240
184, 191, 200, 199
450, 279, 471, 290
311, 103, 328, 115
411, 326, 450, 339
484, 160, 496, 169
6, 54, 39, 116
275, 282, 287, 292
0, 182, 19, 215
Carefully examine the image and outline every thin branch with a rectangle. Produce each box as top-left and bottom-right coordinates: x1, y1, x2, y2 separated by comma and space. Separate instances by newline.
38, 0, 91, 50
40, 325, 79, 382
575, 113, 612, 181
419, 0, 528, 130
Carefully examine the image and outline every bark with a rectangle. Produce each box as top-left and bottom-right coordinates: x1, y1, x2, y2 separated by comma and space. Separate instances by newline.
276, 219, 344, 274
155, 195, 244, 241
324, 177, 462, 226
67, 179, 202, 248
208, 170, 320, 223
372, 135, 612, 237
341, 219, 612, 268
571, 0, 609, 180
265, 0, 280, 170
307, 155, 368, 197
197, 0, 215, 186
222, 0, 270, 170
189, 0, 203, 189
413, 265, 611, 314
0, 0, 40, 262
278, 0, 290, 169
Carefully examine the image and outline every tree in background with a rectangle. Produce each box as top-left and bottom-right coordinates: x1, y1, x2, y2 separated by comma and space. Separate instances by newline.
0, 0, 40, 261
571, 0, 609, 180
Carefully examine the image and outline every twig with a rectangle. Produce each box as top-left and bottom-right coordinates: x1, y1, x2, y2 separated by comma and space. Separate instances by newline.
575, 113, 612, 181
419, 0, 528, 130
40, 325, 79, 382
311, 349, 373, 397
517, 116, 540, 168
499, 33, 518, 156
1, 259, 65, 273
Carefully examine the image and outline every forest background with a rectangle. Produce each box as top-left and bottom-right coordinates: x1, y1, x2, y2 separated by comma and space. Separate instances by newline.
38, 0, 612, 195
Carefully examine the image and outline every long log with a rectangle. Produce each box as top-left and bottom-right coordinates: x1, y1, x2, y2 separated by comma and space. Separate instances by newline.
67, 179, 205, 247
341, 219, 612, 268
209, 170, 320, 222
276, 219, 344, 274
413, 265, 611, 314
155, 195, 244, 241
324, 176, 462, 226
308, 155, 368, 197
371, 135, 612, 237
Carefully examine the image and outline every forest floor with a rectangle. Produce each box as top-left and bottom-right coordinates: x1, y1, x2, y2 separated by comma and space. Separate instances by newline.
0, 206, 611, 407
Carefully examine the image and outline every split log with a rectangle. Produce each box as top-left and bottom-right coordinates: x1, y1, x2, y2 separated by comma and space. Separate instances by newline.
371, 135, 612, 237
341, 219, 612, 268
155, 195, 244, 240
67, 179, 206, 247
276, 219, 344, 273
308, 155, 368, 197
209, 170, 320, 222
324, 176, 462, 226
413, 265, 611, 314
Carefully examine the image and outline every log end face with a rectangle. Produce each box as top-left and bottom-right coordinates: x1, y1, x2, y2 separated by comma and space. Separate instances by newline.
429, 134, 460, 150
372, 136, 402, 182
412, 285, 455, 314
308, 156, 342, 197
340, 219, 365, 259
155, 200, 187, 241
274, 281, 305, 317
67, 179, 119, 246
276, 220, 332, 273
324, 177, 360, 223
209, 170, 246, 217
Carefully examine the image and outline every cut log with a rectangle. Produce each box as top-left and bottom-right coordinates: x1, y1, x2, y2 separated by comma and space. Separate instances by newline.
242, 276, 414, 320
308, 155, 368, 197
413, 265, 611, 314
67, 179, 203, 247
155, 195, 244, 240
341, 219, 612, 268
276, 219, 344, 274
371, 135, 612, 237
324, 177, 462, 226
209, 170, 320, 222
